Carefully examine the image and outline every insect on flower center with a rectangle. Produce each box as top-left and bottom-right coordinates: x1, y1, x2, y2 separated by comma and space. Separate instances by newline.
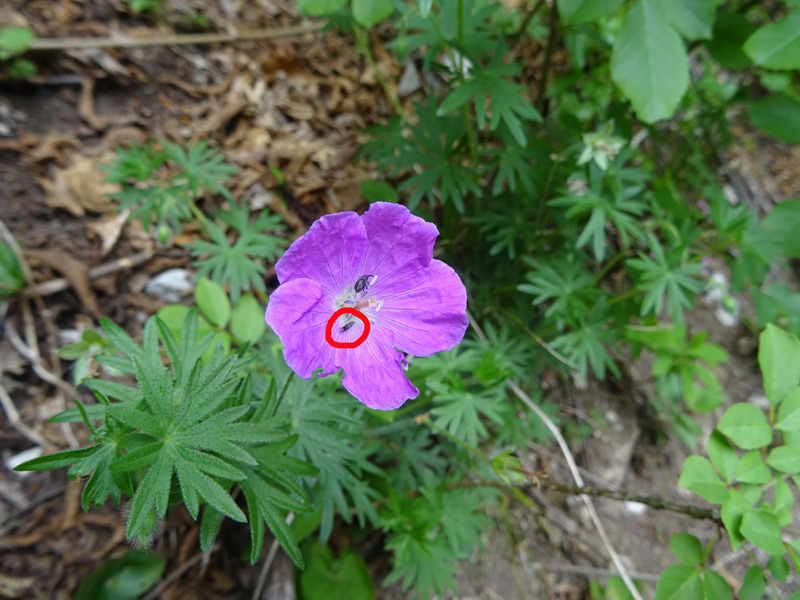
333, 274, 383, 332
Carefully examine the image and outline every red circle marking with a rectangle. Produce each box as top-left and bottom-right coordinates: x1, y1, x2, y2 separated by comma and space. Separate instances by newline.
325, 308, 370, 349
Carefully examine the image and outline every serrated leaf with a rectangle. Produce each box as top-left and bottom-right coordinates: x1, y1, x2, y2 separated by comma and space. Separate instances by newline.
610, 0, 689, 123
716, 403, 771, 450
50, 403, 107, 423
109, 442, 163, 472
83, 378, 143, 405
14, 446, 99, 471
743, 14, 800, 70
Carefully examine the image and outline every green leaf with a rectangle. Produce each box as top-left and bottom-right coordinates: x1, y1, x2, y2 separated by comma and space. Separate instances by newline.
670, 532, 704, 565
747, 94, 800, 145
716, 403, 771, 450
75, 550, 165, 600
664, 0, 715, 40
736, 451, 771, 484
0, 27, 35, 60
759, 200, 800, 259
109, 442, 163, 472
759, 324, 800, 408
299, 543, 376, 600
767, 445, 800, 474
361, 181, 398, 203
230, 293, 266, 344
707, 431, 737, 483
740, 510, 786, 555
50, 403, 107, 423
351, 0, 393, 28
737, 565, 764, 600
743, 14, 800, 70
557, 0, 624, 24
296, 0, 349, 17
654, 564, 703, 600
701, 569, 731, 600
767, 555, 789, 581
610, 0, 689, 124
14, 446, 99, 471
678, 456, 729, 503
195, 277, 231, 328
707, 10, 752, 70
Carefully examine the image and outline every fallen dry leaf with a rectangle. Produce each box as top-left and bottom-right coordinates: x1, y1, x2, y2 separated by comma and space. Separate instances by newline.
25, 249, 100, 316
40, 154, 119, 216
87, 208, 130, 255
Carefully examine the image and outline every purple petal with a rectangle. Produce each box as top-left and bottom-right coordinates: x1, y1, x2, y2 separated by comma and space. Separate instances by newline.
337, 336, 419, 410
372, 259, 468, 356
264, 278, 336, 378
275, 212, 367, 295
359, 203, 439, 298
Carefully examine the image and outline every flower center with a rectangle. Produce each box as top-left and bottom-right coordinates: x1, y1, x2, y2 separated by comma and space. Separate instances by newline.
333, 274, 383, 326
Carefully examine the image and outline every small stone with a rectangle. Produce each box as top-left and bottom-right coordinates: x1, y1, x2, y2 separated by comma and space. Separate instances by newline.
144, 269, 194, 303
623, 501, 648, 516
398, 62, 422, 97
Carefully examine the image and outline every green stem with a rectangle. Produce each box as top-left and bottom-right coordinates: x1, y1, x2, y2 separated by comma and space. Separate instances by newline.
419, 415, 492, 465
535, 1, 559, 113
275, 372, 295, 414
606, 286, 639, 307
592, 248, 629, 285
356, 28, 403, 115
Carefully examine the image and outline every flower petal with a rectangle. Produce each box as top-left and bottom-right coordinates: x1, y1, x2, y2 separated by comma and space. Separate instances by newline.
275, 212, 367, 295
338, 336, 419, 410
359, 202, 439, 297
264, 278, 337, 378
372, 259, 468, 356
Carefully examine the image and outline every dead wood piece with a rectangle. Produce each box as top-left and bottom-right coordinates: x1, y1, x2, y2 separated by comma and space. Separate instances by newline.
23, 250, 153, 300
79, 77, 136, 131
29, 23, 325, 52
25, 249, 99, 316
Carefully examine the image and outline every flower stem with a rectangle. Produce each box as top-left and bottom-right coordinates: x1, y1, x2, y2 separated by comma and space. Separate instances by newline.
356, 28, 403, 116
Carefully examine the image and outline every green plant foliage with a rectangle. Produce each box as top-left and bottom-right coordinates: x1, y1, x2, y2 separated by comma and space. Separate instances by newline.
557, 0, 624, 25
185, 200, 286, 302
299, 543, 375, 600
0, 243, 24, 298
75, 551, 165, 600
610, 0, 689, 123
743, 13, 800, 70
747, 94, 800, 144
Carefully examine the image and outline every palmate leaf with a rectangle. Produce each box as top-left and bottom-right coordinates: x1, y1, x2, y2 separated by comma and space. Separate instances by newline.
162, 140, 237, 200
430, 378, 507, 448
268, 368, 381, 543
437, 45, 541, 147
627, 237, 706, 323
34, 309, 311, 565
186, 204, 286, 302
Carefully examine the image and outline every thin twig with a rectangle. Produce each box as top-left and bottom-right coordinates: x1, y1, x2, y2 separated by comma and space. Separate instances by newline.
141, 546, 216, 600
251, 512, 295, 600
528, 560, 661, 583
0, 381, 51, 448
507, 380, 645, 600
4, 320, 80, 401
21, 250, 153, 298
29, 23, 324, 52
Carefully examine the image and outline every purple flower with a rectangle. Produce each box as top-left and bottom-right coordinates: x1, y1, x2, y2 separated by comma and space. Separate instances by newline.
264, 202, 468, 410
